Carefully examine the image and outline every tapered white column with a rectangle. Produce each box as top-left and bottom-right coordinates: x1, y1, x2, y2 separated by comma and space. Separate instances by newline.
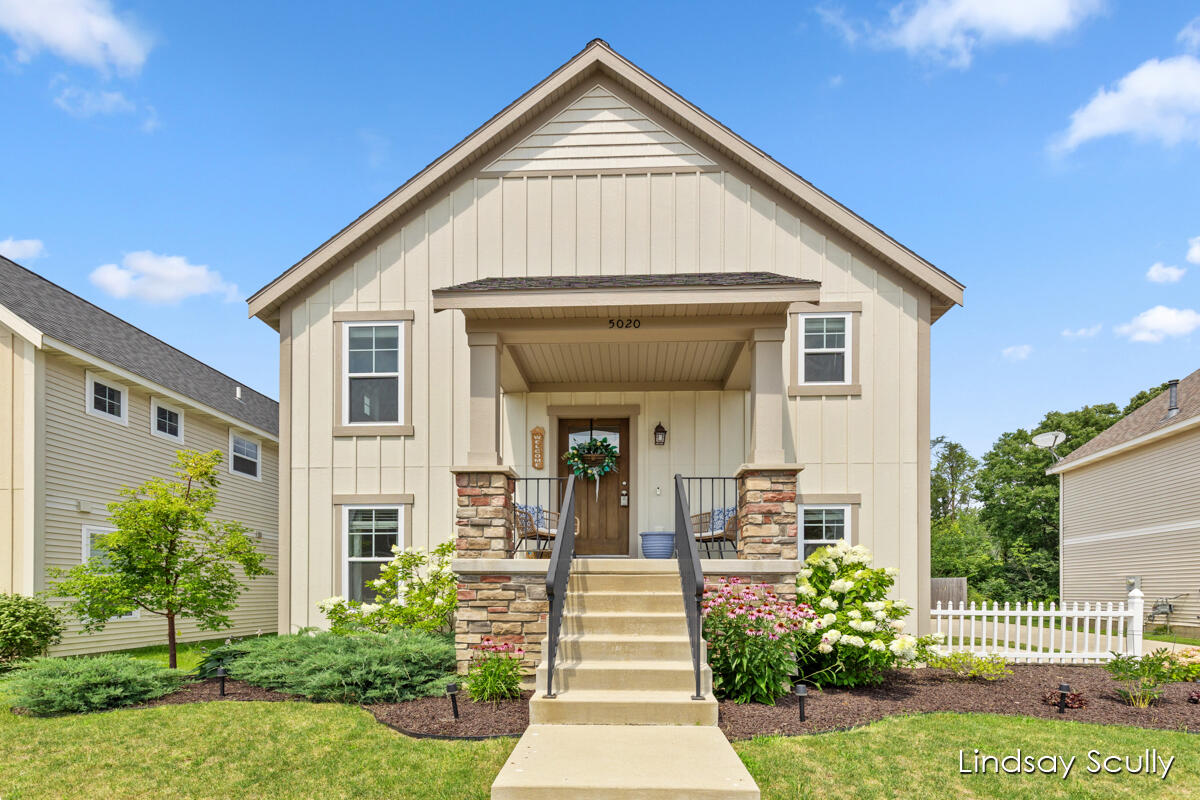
748, 327, 786, 464
467, 332, 502, 466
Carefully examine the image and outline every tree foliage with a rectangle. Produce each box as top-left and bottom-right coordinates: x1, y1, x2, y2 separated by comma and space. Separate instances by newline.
930, 436, 978, 521
51, 450, 270, 668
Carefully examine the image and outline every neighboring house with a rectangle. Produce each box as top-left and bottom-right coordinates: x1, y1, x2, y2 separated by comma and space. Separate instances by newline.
1050, 370, 1200, 638
249, 40, 964, 635
0, 257, 279, 655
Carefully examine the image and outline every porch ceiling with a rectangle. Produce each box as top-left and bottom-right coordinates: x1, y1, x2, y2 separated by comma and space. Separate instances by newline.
510, 340, 744, 391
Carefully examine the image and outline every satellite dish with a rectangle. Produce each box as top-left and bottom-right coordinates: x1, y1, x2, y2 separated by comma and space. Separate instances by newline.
1031, 431, 1066, 449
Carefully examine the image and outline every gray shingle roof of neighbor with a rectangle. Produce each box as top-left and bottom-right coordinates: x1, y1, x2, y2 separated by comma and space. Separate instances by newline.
0, 256, 278, 436
1054, 366, 1200, 469
434, 272, 820, 293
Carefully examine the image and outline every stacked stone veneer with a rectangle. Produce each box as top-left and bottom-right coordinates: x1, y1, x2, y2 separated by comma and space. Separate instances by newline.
736, 468, 799, 560
703, 567, 799, 601
454, 469, 515, 559
453, 564, 548, 676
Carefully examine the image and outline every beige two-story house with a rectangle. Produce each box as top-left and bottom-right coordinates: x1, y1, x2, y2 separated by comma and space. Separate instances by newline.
0, 257, 279, 654
249, 40, 964, 634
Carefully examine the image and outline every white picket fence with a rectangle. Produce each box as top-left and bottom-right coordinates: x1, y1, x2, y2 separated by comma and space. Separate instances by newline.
932, 589, 1144, 663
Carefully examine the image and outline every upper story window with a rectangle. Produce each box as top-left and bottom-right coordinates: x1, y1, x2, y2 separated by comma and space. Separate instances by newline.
230, 431, 261, 479
150, 398, 184, 443
801, 505, 849, 559
344, 323, 402, 425
800, 313, 851, 384
85, 371, 128, 425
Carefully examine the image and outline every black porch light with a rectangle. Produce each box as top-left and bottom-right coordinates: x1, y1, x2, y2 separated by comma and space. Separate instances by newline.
1057, 683, 1070, 714
446, 682, 460, 719
653, 422, 668, 446
794, 683, 808, 722
215, 665, 227, 697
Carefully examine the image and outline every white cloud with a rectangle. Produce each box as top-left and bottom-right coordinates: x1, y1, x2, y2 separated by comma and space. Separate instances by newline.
1061, 324, 1101, 338
0, 237, 45, 261
1146, 262, 1186, 283
816, 5, 863, 45
1115, 305, 1200, 343
1001, 344, 1033, 361
1054, 55, 1200, 152
1187, 236, 1200, 265
881, 0, 1103, 68
0, 0, 151, 75
1180, 16, 1200, 53
90, 251, 239, 304
53, 85, 134, 116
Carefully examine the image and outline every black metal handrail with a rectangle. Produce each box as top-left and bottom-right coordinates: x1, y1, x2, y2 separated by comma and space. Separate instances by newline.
542, 474, 577, 699
674, 473, 706, 700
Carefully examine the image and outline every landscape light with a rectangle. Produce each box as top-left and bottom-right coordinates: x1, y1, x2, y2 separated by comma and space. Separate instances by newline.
446, 682, 460, 719
1058, 683, 1070, 714
215, 665, 227, 698
794, 683, 808, 722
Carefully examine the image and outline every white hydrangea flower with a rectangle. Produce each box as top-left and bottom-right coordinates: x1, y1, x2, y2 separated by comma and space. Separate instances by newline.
819, 597, 839, 611
889, 619, 906, 631
360, 603, 382, 614
869, 639, 886, 651
829, 578, 854, 593
799, 568, 813, 579
863, 601, 886, 613
931, 632, 946, 643
873, 610, 888, 622
839, 634, 866, 648
796, 583, 816, 597
317, 596, 344, 611
817, 641, 833, 654
884, 566, 899, 577
824, 628, 843, 643
821, 613, 836, 627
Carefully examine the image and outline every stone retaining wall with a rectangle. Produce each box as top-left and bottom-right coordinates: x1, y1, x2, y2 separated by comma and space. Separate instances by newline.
452, 560, 549, 675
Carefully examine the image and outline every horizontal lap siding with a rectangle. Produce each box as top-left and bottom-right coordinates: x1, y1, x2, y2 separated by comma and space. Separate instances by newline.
1061, 427, 1200, 633
41, 354, 278, 655
286, 81, 929, 627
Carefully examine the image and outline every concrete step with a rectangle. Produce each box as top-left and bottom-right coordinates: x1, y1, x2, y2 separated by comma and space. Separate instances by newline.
568, 572, 682, 592
529, 689, 718, 726
571, 559, 681, 574
562, 610, 688, 637
492, 725, 758, 799
554, 633, 694, 662
564, 590, 685, 614
535, 659, 713, 693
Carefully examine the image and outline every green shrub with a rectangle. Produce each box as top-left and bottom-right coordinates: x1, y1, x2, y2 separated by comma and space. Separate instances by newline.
191, 636, 263, 678
317, 542, 457, 635
226, 630, 454, 703
928, 651, 1012, 681
466, 638, 524, 702
1105, 649, 1173, 707
702, 579, 815, 704
794, 542, 943, 688
11, 654, 184, 715
0, 593, 64, 669
1167, 647, 1200, 683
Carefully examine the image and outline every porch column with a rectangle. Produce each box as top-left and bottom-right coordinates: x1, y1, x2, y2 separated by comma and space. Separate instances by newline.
467, 332, 502, 466
451, 466, 517, 559
749, 327, 786, 464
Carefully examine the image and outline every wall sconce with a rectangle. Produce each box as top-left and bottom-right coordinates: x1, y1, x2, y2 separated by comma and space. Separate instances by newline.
653, 422, 667, 446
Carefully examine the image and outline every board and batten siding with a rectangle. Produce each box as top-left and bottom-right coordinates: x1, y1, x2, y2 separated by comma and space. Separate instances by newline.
40, 352, 279, 655
0, 324, 37, 595
1061, 424, 1200, 635
282, 80, 931, 630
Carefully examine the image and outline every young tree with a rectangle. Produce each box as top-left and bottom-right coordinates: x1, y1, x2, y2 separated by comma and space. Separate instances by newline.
930, 436, 978, 521
52, 450, 270, 668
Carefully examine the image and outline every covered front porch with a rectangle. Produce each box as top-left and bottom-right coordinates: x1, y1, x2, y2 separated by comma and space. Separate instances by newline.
433, 273, 819, 563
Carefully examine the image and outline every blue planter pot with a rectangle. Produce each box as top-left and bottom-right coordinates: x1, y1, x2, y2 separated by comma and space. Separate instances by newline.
639, 531, 675, 559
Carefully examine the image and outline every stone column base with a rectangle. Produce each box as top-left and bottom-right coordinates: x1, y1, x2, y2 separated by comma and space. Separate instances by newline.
736, 464, 801, 560
452, 466, 518, 559
453, 559, 549, 676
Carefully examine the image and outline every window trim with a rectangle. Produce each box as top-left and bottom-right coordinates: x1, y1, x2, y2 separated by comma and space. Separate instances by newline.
788, 306, 862, 397
800, 503, 852, 559
332, 312, 415, 437
149, 397, 185, 443
84, 371, 129, 426
228, 429, 262, 481
81, 525, 139, 620
340, 504, 407, 602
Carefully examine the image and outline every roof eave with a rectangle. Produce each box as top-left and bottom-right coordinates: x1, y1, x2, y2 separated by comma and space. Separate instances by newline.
1048, 413, 1200, 475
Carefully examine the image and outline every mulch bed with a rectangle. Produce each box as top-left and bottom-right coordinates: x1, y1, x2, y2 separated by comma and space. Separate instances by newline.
367, 692, 531, 739
141, 678, 294, 706
718, 665, 1200, 739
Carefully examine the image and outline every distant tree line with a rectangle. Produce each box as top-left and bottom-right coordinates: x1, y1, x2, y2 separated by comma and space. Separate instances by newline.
931, 383, 1169, 604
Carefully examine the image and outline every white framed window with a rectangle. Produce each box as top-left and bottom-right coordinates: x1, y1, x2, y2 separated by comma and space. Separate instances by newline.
342, 505, 403, 603
81, 525, 138, 620
801, 504, 850, 559
85, 371, 128, 425
798, 313, 851, 385
149, 398, 184, 443
342, 322, 403, 426
229, 431, 261, 480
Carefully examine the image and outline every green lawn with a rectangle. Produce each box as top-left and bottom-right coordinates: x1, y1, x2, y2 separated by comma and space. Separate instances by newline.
118, 637, 236, 673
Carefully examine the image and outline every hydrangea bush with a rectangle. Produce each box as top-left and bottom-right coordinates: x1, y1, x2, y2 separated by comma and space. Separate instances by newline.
794, 541, 943, 688
701, 579, 815, 704
318, 542, 456, 634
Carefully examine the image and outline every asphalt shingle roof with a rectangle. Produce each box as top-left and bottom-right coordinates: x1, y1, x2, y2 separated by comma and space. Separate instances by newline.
0, 256, 278, 436
434, 272, 819, 293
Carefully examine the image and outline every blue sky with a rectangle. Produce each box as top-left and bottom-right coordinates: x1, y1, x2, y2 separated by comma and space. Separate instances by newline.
1, 1, 1198, 456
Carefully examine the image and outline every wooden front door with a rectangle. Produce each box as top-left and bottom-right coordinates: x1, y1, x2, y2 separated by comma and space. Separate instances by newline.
557, 418, 630, 556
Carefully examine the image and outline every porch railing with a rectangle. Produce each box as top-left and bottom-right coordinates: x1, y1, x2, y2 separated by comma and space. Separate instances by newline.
510, 477, 570, 557
678, 476, 740, 559
674, 474, 706, 700
541, 474, 578, 699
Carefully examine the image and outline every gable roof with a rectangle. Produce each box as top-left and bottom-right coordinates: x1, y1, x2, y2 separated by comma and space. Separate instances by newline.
248, 39, 964, 327
1049, 367, 1200, 474
0, 256, 278, 437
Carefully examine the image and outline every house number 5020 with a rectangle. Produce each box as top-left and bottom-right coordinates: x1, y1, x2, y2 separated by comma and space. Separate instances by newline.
608, 318, 641, 329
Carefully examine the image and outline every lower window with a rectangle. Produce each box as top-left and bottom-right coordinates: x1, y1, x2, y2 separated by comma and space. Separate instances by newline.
81, 525, 138, 620
343, 506, 402, 603
801, 505, 849, 558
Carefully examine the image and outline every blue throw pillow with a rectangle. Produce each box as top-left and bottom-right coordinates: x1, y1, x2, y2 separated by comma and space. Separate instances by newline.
515, 503, 547, 529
